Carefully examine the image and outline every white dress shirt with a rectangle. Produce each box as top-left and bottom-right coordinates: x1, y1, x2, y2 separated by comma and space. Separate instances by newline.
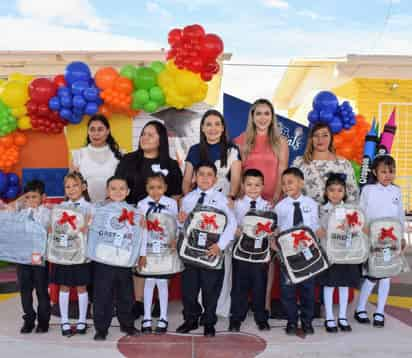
234, 195, 271, 226
20, 205, 51, 229
181, 187, 237, 250
275, 194, 320, 232
360, 183, 404, 227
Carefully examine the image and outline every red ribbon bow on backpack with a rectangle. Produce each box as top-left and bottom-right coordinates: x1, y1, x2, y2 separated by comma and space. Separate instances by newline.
200, 213, 218, 230
118, 209, 135, 225
379, 227, 397, 242
346, 212, 360, 227
146, 218, 164, 233
58, 211, 77, 230
255, 221, 272, 235
292, 230, 312, 249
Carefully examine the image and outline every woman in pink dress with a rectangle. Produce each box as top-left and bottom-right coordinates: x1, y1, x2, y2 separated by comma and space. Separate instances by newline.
234, 98, 289, 313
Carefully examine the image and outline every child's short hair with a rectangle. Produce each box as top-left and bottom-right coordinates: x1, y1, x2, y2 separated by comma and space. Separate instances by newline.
282, 167, 304, 180
194, 161, 217, 176
372, 155, 396, 171
24, 179, 45, 195
146, 173, 167, 185
323, 172, 347, 204
64, 171, 91, 202
106, 175, 128, 188
243, 168, 264, 183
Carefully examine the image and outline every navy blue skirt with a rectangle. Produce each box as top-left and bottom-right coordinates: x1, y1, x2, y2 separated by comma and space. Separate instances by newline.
49, 263, 91, 286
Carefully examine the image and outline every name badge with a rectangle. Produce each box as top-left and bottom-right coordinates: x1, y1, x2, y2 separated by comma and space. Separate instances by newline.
336, 207, 346, 221
302, 247, 313, 261
59, 234, 68, 248
383, 247, 391, 262
152, 240, 161, 254
113, 234, 123, 248
255, 237, 263, 249
198, 232, 207, 247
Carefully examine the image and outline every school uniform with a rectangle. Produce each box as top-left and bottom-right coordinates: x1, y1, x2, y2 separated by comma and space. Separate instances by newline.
180, 187, 237, 327
49, 197, 94, 286
275, 194, 320, 326
17, 205, 51, 328
230, 196, 271, 324
93, 200, 139, 334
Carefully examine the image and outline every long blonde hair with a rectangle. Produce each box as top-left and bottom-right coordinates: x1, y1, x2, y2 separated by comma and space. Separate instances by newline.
243, 99, 281, 158
302, 122, 336, 163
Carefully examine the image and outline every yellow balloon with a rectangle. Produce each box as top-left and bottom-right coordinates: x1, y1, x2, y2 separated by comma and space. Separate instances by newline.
18, 116, 32, 130
0, 81, 29, 107
9, 72, 34, 85
12, 105, 27, 118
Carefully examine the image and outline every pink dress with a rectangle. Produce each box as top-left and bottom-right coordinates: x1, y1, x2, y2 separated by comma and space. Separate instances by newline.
234, 133, 279, 201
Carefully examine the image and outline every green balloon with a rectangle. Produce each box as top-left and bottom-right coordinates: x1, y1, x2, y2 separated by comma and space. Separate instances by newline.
120, 64, 137, 80
144, 101, 159, 113
150, 61, 165, 74
149, 86, 165, 105
134, 67, 157, 90
132, 89, 150, 110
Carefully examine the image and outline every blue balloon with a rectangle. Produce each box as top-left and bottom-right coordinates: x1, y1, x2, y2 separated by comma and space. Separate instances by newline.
342, 115, 350, 123
84, 102, 98, 116
5, 186, 19, 200
96, 97, 103, 106
65, 62, 91, 86
350, 118, 356, 125
73, 107, 84, 115
319, 109, 334, 123
83, 87, 99, 102
7, 173, 19, 187
343, 123, 351, 129
72, 95, 87, 109
0, 171, 7, 193
49, 96, 61, 111
60, 95, 72, 108
71, 80, 89, 96
308, 110, 319, 123
313, 91, 339, 113
58, 87, 71, 97
70, 113, 83, 124
329, 119, 343, 133
60, 108, 73, 121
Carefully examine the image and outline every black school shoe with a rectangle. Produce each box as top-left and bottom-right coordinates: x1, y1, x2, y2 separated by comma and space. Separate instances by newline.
76, 322, 88, 335
257, 321, 271, 331
120, 326, 140, 336
301, 321, 314, 335
141, 319, 153, 334
373, 313, 385, 328
155, 319, 168, 334
324, 320, 338, 333
94, 331, 107, 341
354, 311, 371, 324
176, 320, 199, 334
35, 323, 49, 333
61, 323, 72, 336
228, 320, 241, 332
338, 318, 352, 332
20, 321, 35, 334
204, 325, 215, 337
285, 322, 297, 335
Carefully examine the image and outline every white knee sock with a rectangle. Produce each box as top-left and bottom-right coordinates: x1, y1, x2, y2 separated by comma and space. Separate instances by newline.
323, 286, 335, 321
144, 278, 156, 321
356, 279, 376, 316
376, 278, 391, 317
156, 279, 169, 322
59, 291, 70, 324
338, 287, 349, 320
77, 292, 88, 324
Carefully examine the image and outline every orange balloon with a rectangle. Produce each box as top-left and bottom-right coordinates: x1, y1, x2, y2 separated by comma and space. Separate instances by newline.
114, 77, 133, 95
13, 132, 27, 146
95, 67, 119, 90
0, 135, 14, 148
98, 104, 112, 117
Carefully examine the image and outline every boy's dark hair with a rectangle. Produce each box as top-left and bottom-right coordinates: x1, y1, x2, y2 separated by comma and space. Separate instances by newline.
145, 173, 167, 185
323, 172, 348, 204
106, 175, 129, 188
24, 179, 45, 195
194, 161, 217, 176
243, 168, 264, 183
371, 155, 396, 184
282, 167, 304, 180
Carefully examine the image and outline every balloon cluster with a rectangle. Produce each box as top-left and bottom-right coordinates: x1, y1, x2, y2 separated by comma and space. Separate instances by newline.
0, 73, 32, 131
158, 61, 208, 109
49, 62, 101, 124
95, 67, 137, 117
27, 78, 67, 134
0, 131, 27, 172
0, 171, 20, 200
334, 115, 370, 164
167, 24, 223, 81
130, 62, 166, 113
0, 100, 17, 136
308, 91, 356, 134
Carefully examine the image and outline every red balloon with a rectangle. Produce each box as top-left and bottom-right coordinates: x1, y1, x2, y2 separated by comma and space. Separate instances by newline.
201, 71, 213, 81
167, 49, 177, 60
200, 34, 224, 60
183, 24, 205, 41
53, 74, 66, 88
191, 58, 204, 73
204, 61, 220, 74
38, 103, 50, 116
168, 28, 182, 46
26, 100, 38, 114
29, 78, 57, 104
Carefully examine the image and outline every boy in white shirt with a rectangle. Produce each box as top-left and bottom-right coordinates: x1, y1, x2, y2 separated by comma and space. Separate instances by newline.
176, 161, 236, 337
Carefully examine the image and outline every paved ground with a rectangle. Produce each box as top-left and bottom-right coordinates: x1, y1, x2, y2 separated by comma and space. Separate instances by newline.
1, 253, 412, 358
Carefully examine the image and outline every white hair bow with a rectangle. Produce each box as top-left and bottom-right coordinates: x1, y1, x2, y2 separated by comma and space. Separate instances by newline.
151, 164, 169, 176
